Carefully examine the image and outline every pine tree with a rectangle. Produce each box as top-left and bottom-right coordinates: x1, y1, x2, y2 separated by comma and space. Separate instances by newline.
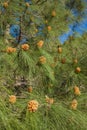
0, 0, 87, 130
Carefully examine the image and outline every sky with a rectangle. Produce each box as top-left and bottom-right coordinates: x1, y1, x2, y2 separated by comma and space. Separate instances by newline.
59, 1, 87, 44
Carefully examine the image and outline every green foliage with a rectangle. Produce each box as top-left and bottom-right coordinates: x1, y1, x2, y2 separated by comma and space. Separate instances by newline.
0, 0, 87, 130
0, 86, 87, 130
